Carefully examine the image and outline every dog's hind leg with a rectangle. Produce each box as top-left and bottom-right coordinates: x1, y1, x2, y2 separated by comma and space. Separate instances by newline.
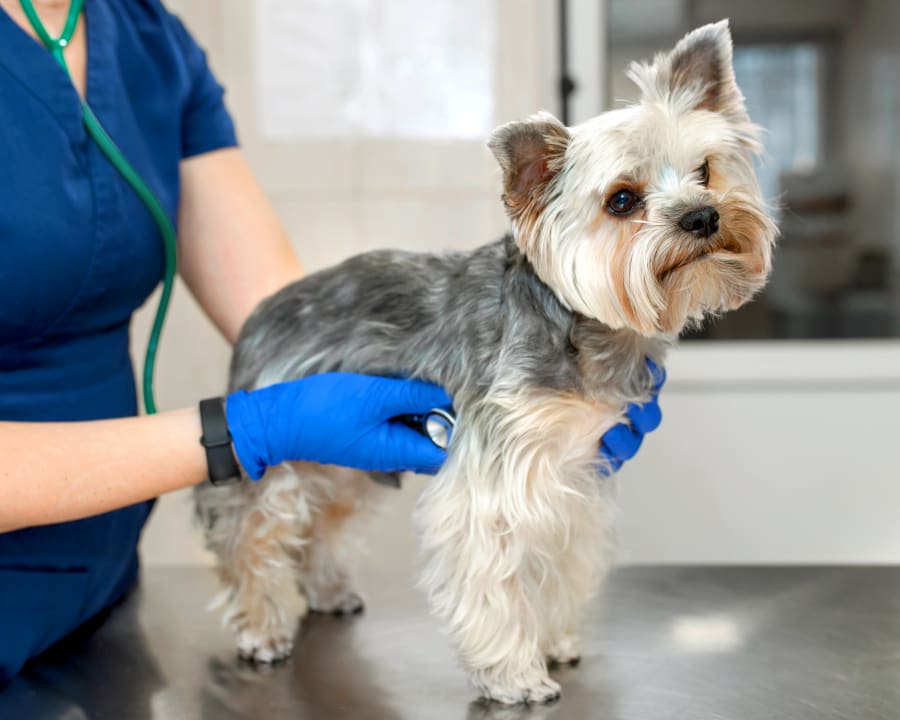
208, 466, 310, 663
291, 464, 385, 615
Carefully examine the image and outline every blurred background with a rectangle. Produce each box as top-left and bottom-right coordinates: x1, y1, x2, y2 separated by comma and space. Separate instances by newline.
138, 0, 900, 568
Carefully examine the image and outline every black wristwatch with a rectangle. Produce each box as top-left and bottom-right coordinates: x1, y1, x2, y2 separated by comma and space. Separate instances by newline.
199, 397, 243, 485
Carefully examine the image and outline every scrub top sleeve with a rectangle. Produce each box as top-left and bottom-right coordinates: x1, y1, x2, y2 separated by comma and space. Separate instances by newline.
166, 14, 238, 159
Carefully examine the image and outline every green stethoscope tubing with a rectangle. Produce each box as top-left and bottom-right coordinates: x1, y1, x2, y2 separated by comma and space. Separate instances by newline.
19, 0, 175, 415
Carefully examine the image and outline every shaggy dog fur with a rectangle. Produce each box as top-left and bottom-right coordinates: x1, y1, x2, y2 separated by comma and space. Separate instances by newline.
195, 20, 776, 704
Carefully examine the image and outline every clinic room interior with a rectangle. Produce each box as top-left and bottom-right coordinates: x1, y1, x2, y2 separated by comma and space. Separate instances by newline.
3, 0, 900, 718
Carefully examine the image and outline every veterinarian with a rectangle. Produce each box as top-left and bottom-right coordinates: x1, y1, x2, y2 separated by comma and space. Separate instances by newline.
0, 0, 663, 689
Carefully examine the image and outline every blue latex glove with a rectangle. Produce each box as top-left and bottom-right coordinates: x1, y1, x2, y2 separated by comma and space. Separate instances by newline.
226, 373, 453, 480
599, 359, 665, 473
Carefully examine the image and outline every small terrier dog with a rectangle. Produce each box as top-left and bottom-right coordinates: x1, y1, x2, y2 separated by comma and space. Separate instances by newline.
195, 20, 775, 704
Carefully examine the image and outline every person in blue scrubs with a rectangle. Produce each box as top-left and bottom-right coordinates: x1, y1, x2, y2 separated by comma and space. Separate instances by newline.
0, 0, 663, 689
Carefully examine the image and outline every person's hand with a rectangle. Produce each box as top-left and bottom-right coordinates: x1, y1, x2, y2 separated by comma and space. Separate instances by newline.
599, 359, 665, 474
225, 373, 453, 479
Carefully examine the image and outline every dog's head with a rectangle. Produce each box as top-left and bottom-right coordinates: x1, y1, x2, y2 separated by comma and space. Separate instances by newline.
489, 20, 776, 336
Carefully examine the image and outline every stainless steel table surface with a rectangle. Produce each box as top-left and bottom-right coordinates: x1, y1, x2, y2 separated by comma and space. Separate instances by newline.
2, 565, 899, 720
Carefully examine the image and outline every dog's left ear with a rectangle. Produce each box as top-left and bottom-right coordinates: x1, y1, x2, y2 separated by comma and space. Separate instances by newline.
630, 20, 746, 116
488, 112, 570, 220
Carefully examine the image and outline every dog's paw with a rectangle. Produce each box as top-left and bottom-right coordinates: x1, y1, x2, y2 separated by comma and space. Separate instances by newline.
474, 671, 561, 705
235, 627, 294, 664
308, 589, 365, 616
545, 634, 582, 668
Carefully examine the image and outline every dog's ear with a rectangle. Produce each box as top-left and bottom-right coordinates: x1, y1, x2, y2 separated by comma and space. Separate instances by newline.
488, 112, 569, 218
629, 20, 745, 116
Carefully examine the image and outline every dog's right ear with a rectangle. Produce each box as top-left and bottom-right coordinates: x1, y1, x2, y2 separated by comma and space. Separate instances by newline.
488, 112, 569, 219
629, 20, 746, 118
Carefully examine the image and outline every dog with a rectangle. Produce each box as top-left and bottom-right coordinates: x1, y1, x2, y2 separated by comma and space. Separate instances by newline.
194, 20, 775, 704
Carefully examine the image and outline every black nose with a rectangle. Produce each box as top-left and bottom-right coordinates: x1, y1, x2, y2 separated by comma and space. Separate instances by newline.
679, 206, 720, 238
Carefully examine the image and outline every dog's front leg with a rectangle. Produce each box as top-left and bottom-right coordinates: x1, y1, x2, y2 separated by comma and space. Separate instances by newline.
539, 471, 615, 668
417, 470, 559, 702
415, 399, 603, 704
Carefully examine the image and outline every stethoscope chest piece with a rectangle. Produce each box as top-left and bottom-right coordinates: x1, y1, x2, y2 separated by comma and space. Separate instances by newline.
423, 409, 455, 450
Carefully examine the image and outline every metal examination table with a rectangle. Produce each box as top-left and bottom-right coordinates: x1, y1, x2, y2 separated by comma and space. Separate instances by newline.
2, 565, 898, 719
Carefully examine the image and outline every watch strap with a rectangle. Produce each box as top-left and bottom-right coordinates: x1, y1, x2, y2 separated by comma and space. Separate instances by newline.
199, 397, 242, 485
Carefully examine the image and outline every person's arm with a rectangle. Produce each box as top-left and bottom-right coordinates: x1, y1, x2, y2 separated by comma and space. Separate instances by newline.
0, 409, 206, 534
177, 147, 304, 343
0, 375, 452, 534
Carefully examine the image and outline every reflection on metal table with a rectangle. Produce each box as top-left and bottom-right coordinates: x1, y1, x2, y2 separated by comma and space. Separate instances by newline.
2, 566, 899, 719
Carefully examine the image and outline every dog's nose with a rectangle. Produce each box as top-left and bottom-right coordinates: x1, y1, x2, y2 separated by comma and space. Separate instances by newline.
679, 206, 720, 238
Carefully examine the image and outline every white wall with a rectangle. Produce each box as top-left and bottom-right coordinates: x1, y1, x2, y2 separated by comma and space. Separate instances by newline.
618, 342, 900, 563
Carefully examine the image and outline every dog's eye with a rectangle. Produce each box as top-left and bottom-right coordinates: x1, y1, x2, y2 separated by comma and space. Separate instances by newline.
697, 160, 710, 187
607, 189, 639, 215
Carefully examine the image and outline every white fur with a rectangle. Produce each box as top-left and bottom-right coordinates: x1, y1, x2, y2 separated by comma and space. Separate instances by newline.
414, 391, 617, 702
516, 98, 773, 336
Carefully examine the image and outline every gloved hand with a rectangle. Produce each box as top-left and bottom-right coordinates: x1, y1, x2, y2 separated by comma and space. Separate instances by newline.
599, 358, 665, 474
226, 373, 453, 480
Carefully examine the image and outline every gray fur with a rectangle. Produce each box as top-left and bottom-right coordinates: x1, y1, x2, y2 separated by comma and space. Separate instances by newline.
230, 235, 667, 413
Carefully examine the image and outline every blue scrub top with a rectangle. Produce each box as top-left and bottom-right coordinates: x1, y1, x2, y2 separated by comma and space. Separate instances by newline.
0, 0, 237, 686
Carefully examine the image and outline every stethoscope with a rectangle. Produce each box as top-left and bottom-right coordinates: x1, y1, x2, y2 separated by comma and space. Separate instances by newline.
402, 409, 456, 450
19, 0, 176, 415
